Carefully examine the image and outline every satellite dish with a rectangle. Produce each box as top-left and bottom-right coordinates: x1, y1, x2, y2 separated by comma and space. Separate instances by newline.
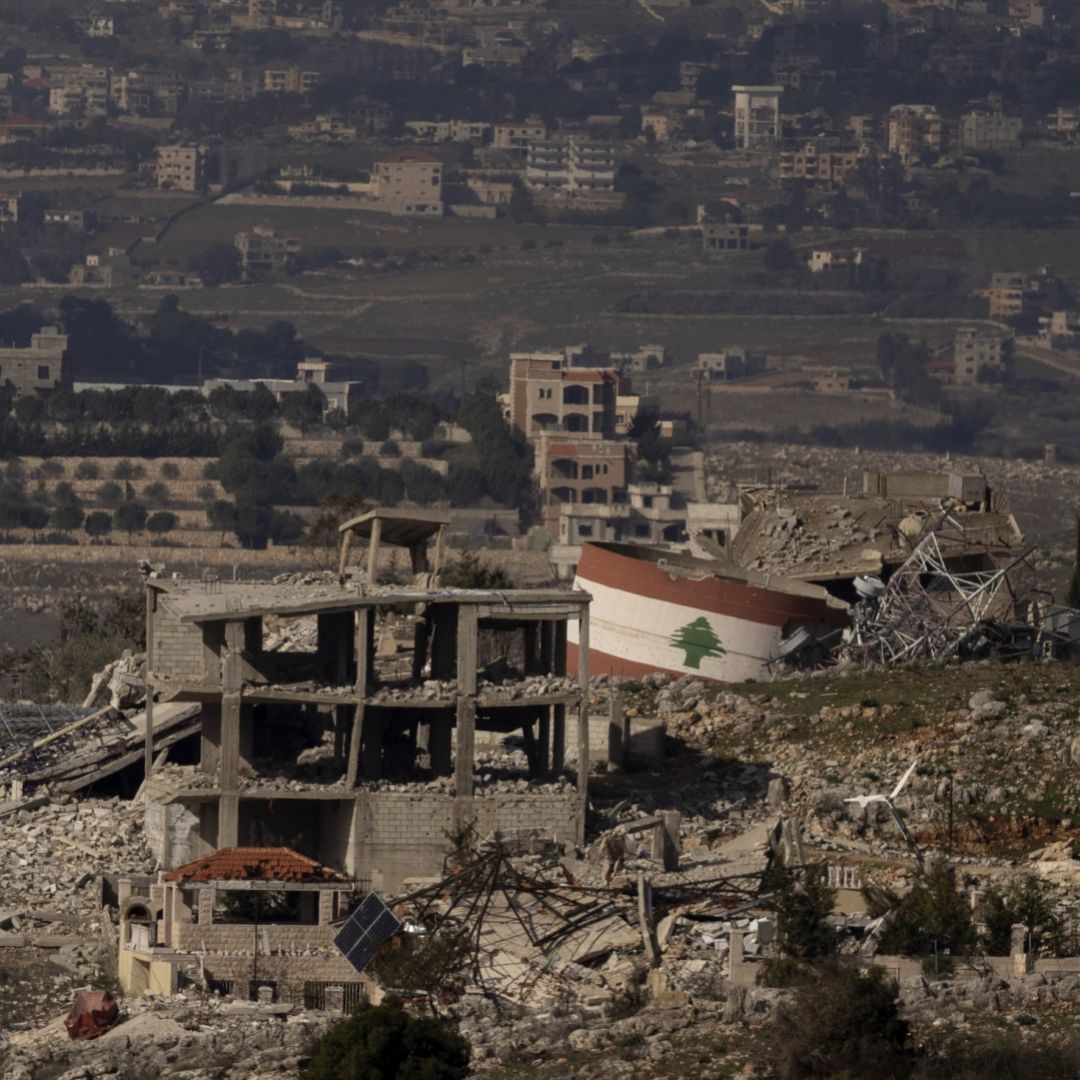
854, 575, 885, 599
775, 626, 813, 659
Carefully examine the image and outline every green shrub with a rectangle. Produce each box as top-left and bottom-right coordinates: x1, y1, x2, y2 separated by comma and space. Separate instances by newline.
770, 963, 913, 1080
302, 997, 469, 1080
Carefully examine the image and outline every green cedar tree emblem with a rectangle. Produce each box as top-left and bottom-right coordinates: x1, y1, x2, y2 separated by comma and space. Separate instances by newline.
669, 616, 726, 669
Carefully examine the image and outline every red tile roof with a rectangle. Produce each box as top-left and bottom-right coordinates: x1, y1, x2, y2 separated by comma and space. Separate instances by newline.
163, 846, 346, 884
0, 114, 46, 127
563, 371, 611, 383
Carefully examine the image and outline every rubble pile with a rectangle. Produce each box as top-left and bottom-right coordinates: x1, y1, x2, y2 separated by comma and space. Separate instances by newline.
620, 665, 1080, 862
1, 995, 334, 1080
0, 797, 153, 911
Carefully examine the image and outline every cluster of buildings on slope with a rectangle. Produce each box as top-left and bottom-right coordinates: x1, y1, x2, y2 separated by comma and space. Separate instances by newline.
503, 346, 740, 578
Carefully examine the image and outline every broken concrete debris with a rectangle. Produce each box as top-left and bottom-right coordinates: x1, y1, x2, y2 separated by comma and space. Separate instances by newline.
8, 482, 1080, 1077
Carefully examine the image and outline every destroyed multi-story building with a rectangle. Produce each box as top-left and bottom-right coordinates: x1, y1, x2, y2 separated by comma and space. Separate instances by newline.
141, 510, 592, 896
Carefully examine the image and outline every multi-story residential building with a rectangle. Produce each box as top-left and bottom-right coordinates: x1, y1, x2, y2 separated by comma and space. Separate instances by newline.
262, 67, 319, 94
371, 149, 443, 217
550, 484, 742, 579
508, 351, 621, 439
779, 141, 869, 186
525, 137, 615, 192
732, 85, 783, 149
156, 144, 205, 192
492, 119, 546, 155
985, 268, 1062, 319
48, 65, 111, 118
0, 328, 69, 397
847, 115, 879, 143
112, 71, 186, 116
888, 104, 945, 165
537, 433, 630, 523
987, 271, 1027, 317
960, 96, 1022, 151
234, 225, 300, 277
954, 326, 1011, 385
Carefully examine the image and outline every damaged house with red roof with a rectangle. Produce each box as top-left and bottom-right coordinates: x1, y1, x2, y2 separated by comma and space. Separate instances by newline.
118, 846, 364, 1004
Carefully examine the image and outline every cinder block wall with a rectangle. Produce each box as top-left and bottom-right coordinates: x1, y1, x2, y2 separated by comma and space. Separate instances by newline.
152, 595, 205, 682
199, 952, 366, 1003
356, 791, 580, 892
175, 921, 336, 952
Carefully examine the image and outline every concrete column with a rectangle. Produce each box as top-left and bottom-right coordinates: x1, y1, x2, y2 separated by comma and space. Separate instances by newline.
1011, 922, 1031, 976
575, 607, 589, 844
220, 692, 241, 790
197, 887, 214, 925
118, 877, 133, 905
366, 516, 382, 585
455, 700, 475, 799
219, 792, 239, 848
455, 606, 478, 800
200, 702, 222, 777
318, 890, 335, 926
347, 608, 370, 788
729, 928, 745, 979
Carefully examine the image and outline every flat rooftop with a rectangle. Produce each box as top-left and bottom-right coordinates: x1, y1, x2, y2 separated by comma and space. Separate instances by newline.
151, 578, 588, 623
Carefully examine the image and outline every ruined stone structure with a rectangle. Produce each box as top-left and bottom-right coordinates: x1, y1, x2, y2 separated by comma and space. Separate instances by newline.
142, 567, 591, 893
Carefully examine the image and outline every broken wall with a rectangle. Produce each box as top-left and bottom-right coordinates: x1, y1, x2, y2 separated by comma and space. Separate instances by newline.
356, 791, 580, 892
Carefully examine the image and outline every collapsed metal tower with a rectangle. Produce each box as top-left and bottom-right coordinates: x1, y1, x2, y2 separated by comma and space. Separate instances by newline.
843, 519, 1037, 665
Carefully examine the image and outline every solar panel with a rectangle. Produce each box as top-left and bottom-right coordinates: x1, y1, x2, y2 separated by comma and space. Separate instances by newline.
333, 893, 401, 974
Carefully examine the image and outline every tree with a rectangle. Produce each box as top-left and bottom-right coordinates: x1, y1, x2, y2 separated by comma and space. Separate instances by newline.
147, 510, 179, 537
20, 503, 48, 537
771, 963, 914, 1080
763, 236, 797, 274
84, 510, 112, 540
871, 860, 976, 957
207, 499, 238, 545
97, 481, 124, 507
50, 504, 84, 530
774, 863, 839, 960
302, 998, 469, 1080
187, 243, 242, 286
439, 551, 513, 589
114, 502, 148, 539
984, 874, 1065, 958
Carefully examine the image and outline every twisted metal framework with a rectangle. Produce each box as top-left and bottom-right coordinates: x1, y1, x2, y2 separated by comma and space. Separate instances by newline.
383, 839, 776, 1004
844, 524, 1037, 665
